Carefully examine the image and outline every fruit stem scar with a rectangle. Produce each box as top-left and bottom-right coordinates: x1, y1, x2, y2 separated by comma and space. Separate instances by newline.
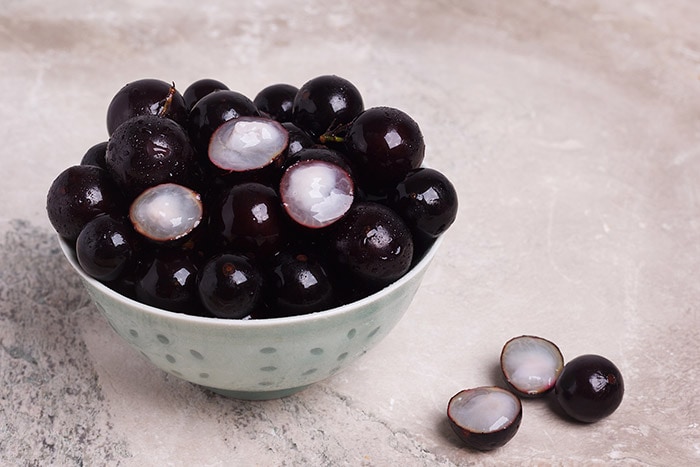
319, 134, 345, 144
159, 82, 177, 117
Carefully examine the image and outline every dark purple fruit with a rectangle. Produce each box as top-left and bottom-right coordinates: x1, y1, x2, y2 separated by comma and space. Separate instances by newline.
554, 354, 624, 423
134, 250, 201, 314
106, 79, 188, 135
345, 106, 425, 193
80, 141, 108, 169
283, 146, 354, 174
182, 78, 229, 110
447, 387, 523, 451
292, 75, 364, 139
105, 114, 199, 199
500, 335, 564, 398
281, 122, 315, 157
263, 249, 335, 317
280, 159, 354, 229
103, 246, 154, 299
197, 254, 263, 319
208, 182, 287, 259
76, 214, 138, 282
46, 165, 126, 242
129, 183, 203, 243
254, 83, 299, 123
188, 89, 259, 156
50, 75, 464, 320
330, 202, 414, 286
208, 116, 288, 173
389, 167, 458, 241
331, 273, 383, 305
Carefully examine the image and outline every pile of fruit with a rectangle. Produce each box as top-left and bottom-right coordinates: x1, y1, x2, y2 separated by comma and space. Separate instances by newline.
47, 75, 458, 319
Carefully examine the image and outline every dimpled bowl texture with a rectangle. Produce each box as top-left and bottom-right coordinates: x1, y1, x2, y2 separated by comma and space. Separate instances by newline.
58, 236, 442, 400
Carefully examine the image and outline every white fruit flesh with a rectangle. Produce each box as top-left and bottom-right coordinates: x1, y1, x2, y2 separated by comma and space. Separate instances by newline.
130, 183, 202, 241
280, 160, 354, 228
209, 117, 288, 171
449, 387, 520, 433
501, 335, 564, 395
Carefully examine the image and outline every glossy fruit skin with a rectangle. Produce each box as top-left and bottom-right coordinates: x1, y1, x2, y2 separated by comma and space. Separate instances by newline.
80, 141, 108, 169
105, 115, 199, 200
197, 254, 263, 319
134, 250, 202, 315
263, 249, 335, 317
76, 214, 137, 282
554, 354, 624, 423
254, 83, 299, 123
389, 167, 458, 243
283, 147, 354, 176
345, 106, 425, 193
292, 75, 364, 139
182, 78, 229, 110
281, 122, 315, 159
207, 182, 288, 259
106, 78, 188, 135
51, 75, 460, 319
187, 89, 260, 156
330, 202, 414, 286
46, 165, 126, 243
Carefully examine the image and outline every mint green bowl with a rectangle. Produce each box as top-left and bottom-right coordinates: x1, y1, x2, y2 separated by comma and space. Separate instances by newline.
59, 236, 442, 400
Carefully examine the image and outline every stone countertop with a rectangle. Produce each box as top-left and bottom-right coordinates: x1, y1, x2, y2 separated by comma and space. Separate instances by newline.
1, 1, 699, 465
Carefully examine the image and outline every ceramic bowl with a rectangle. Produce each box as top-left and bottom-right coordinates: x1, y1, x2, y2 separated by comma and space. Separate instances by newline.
58, 236, 442, 400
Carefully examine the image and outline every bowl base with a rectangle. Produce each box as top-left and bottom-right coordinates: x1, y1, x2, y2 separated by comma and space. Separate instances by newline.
204, 384, 313, 400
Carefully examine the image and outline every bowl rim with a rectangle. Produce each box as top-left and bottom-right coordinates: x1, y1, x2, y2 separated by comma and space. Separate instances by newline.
58, 234, 443, 329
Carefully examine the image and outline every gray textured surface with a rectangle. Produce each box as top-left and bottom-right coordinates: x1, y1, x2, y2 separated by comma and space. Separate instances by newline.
2, 0, 700, 465
0, 221, 128, 464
